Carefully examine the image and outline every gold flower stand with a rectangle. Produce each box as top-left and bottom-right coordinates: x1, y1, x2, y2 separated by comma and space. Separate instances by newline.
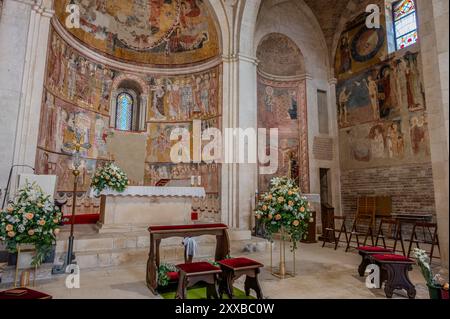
14, 244, 38, 288
270, 230, 296, 279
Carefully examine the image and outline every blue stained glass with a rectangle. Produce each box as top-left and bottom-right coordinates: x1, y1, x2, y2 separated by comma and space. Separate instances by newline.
116, 93, 133, 131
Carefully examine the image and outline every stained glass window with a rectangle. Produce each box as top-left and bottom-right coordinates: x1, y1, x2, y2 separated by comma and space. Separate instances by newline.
393, 0, 418, 50
115, 92, 134, 131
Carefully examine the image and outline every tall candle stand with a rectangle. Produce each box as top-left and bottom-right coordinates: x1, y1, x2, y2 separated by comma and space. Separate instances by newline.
52, 128, 91, 274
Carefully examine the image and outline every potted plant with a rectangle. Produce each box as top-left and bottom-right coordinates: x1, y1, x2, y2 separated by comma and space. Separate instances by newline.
0, 182, 63, 267
255, 177, 312, 250
413, 248, 449, 299
91, 162, 129, 195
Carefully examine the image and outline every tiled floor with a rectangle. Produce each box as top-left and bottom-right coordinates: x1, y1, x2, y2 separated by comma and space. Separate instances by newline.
14, 241, 437, 299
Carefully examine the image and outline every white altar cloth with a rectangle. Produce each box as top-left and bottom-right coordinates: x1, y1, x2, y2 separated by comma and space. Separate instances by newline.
91, 186, 206, 198
95, 186, 206, 234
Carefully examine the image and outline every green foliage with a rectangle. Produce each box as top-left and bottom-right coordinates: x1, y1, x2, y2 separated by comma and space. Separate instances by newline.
0, 182, 63, 266
157, 263, 178, 287
255, 177, 312, 250
91, 162, 129, 195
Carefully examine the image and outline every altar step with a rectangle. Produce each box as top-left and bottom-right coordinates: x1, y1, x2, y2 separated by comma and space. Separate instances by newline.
54, 225, 269, 270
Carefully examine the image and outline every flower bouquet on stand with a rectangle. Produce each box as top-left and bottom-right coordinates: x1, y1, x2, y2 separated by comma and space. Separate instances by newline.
0, 182, 62, 267
91, 162, 129, 195
255, 177, 312, 278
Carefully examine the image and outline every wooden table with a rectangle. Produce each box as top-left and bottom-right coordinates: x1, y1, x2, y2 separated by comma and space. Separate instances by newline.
146, 223, 230, 295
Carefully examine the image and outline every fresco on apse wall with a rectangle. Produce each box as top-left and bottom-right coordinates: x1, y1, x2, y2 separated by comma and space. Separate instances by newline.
147, 68, 220, 121
54, 0, 220, 66
256, 33, 305, 77
38, 27, 222, 218
38, 91, 112, 160
257, 77, 309, 193
46, 31, 116, 115
46, 29, 221, 122
335, 13, 387, 81
145, 163, 219, 192
337, 48, 430, 169
336, 51, 426, 128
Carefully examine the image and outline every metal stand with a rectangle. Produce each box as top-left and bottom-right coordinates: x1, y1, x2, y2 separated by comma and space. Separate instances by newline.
14, 245, 38, 288
52, 128, 90, 275
270, 229, 296, 279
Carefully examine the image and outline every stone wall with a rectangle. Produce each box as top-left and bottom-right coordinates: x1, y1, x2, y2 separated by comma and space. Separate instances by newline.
334, 2, 437, 223
341, 162, 436, 219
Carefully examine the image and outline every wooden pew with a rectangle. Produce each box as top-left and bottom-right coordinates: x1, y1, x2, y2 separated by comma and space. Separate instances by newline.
146, 223, 230, 295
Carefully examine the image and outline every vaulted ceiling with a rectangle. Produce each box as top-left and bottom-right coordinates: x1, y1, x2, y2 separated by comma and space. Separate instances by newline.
303, 0, 353, 54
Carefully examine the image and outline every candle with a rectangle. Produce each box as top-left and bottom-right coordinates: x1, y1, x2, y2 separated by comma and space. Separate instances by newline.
191, 176, 195, 186
197, 175, 202, 186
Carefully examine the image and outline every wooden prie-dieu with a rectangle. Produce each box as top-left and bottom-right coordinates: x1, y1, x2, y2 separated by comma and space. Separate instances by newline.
146, 223, 230, 295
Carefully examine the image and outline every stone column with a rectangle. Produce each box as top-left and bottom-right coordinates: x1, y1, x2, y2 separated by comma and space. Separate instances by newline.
219, 0, 258, 240
328, 77, 343, 216
12, 0, 54, 182
417, 0, 449, 269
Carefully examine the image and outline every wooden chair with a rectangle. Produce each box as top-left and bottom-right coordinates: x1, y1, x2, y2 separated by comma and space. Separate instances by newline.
375, 218, 405, 256
357, 218, 404, 277
357, 196, 377, 226
321, 216, 349, 250
407, 222, 440, 263
346, 214, 374, 252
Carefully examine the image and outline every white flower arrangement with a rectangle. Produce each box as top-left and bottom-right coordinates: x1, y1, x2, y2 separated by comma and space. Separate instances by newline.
0, 182, 62, 266
91, 162, 129, 195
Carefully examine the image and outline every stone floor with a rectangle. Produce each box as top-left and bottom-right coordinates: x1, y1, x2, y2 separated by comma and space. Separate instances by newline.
4, 241, 436, 299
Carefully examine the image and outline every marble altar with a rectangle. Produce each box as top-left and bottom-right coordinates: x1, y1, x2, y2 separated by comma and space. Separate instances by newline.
93, 187, 206, 234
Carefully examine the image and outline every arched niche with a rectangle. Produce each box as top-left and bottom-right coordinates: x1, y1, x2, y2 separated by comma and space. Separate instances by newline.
110, 74, 149, 132
256, 33, 310, 193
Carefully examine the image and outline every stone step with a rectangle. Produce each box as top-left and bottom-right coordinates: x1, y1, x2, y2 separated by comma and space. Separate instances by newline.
54, 237, 269, 270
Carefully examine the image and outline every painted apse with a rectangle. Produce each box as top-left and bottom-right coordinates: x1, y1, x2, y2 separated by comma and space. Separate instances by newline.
256, 34, 310, 194
54, 0, 220, 66
335, 13, 435, 217
36, 1, 222, 222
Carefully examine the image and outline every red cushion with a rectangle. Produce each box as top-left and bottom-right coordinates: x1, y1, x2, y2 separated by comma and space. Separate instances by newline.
372, 254, 414, 263
358, 246, 393, 253
0, 288, 52, 300
167, 271, 179, 282
149, 224, 228, 232
177, 262, 221, 274
219, 257, 263, 269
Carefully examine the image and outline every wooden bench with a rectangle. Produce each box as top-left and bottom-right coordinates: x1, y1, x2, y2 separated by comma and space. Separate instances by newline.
370, 254, 416, 299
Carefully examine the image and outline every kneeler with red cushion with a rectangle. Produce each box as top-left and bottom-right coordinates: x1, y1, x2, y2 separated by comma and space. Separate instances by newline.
176, 262, 222, 299
370, 254, 416, 299
218, 257, 264, 299
357, 246, 393, 277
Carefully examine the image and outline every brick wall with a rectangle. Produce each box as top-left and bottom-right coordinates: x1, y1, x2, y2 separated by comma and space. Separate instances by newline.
341, 162, 436, 219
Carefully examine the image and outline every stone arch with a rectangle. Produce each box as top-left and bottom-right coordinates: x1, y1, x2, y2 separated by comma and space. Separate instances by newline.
254, 0, 330, 79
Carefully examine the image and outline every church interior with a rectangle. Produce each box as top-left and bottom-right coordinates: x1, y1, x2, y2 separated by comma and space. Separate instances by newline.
0, 0, 448, 300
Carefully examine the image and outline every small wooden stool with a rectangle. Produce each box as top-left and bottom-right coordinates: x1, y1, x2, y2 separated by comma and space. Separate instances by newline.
176, 262, 222, 299
370, 254, 416, 299
218, 257, 264, 299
